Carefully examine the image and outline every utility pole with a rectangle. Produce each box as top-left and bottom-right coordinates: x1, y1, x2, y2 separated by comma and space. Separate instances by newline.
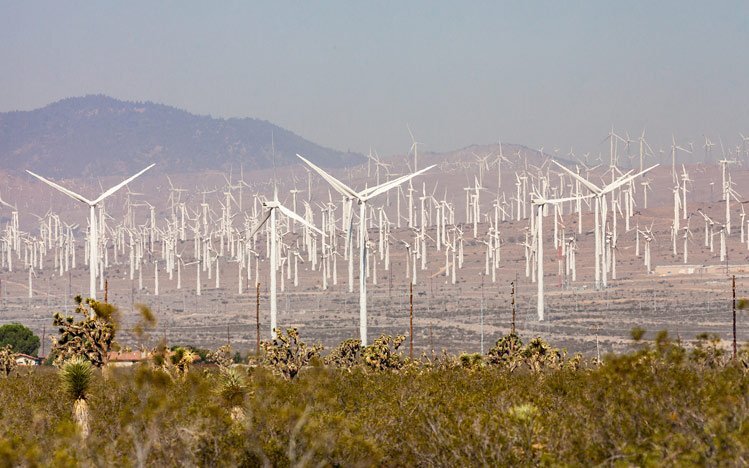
733, 275, 737, 360
256, 282, 261, 356
511, 280, 516, 335
104, 279, 108, 303
409, 282, 414, 360
480, 273, 485, 354
41, 324, 46, 358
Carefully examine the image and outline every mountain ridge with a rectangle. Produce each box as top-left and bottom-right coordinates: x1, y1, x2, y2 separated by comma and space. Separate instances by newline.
0, 95, 363, 177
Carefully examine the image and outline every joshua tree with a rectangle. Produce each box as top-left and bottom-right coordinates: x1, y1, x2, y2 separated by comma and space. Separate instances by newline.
207, 344, 234, 370
0, 345, 17, 377
170, 347, 198, 377
260, 328, 323, 380
487, 332, 524, 371
51, 296, 119, 367
149, 343, 198, 379
362, 334, 406, 371
60, 357, 93, 439
324, 339, 363, 369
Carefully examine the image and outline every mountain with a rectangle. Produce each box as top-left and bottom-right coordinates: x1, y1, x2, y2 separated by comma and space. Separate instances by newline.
0, 95, 363, 177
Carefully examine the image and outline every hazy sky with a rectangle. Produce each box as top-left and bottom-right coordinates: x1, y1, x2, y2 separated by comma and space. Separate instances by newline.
2, 1, 748, 158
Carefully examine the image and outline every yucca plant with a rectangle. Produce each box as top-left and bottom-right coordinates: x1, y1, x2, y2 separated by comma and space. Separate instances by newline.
51, 296, 118, 367
217, 368, 250, 422
60, 357, 93, 439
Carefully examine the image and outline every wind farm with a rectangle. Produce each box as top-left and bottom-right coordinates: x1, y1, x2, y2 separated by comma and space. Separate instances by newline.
1, 114, 748, 357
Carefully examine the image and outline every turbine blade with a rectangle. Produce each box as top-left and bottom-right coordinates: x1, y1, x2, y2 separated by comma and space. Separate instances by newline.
249, 209, 272, 238
602, 164, 659, 194
93, 164, 156, 204
363, 165, 436, 201
551, 161, 601, 194
296, 154, 359, 200
278, 204, 324, 237
26, 170, 93, 205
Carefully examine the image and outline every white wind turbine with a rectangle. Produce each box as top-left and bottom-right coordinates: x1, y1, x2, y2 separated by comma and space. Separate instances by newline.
297, 153, 434, 346
552, 161, 658, 289
27, 164, 155, 301
407, 124, 421, 172
670, 136, 692, 183
249, 187, 324, 339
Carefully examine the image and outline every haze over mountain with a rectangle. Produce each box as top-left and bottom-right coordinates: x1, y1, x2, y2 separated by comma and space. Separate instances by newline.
0, 95, 363, 177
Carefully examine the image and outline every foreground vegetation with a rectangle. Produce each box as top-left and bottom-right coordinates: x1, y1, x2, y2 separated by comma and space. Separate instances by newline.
1, 298, 749, 465
0, 337, 748, 464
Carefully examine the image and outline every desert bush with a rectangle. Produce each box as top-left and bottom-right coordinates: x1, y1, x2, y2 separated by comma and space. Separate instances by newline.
690, 332, 727, 368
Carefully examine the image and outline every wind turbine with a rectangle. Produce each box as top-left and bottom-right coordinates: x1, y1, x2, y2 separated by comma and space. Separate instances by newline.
249, 187, 324, 339
407, 124, 421, 172
26, 164, 155, 301
297, 153, 434, 345
552, 161, 658, 289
